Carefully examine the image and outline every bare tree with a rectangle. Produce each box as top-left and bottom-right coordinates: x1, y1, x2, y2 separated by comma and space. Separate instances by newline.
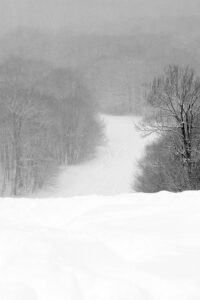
137, 65, 200, 191
0, 57, 103, 196
38, 68, 102, 165
0, 57, 58, 196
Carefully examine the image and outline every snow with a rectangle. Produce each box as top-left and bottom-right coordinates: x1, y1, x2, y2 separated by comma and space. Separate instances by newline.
39, 115, 153, 197
0, 115, 200, 299
0, 193, 200, 299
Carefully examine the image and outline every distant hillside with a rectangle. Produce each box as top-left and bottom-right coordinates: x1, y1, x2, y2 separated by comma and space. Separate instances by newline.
1, 19, 200, 114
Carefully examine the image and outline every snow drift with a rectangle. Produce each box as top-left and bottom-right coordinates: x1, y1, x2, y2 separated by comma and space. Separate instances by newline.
0, 192, 200, 300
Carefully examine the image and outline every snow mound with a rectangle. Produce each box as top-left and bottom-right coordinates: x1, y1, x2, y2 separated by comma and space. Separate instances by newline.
0, 192, 200, 299
0, 284, 38, 300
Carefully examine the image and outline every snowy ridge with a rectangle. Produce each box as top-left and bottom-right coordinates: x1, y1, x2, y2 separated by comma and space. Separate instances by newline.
0, 192, 200, 299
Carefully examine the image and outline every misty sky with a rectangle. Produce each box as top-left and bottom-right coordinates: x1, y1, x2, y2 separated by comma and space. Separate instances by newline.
0, 0, 199, 34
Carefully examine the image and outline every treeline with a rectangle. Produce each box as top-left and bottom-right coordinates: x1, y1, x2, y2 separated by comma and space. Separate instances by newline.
0, 57, 102, 196
134, 65, 200, 192
3, 28, 195, 117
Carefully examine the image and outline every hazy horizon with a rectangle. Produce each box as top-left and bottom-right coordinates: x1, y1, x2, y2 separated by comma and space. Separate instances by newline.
0, 0, 200, 35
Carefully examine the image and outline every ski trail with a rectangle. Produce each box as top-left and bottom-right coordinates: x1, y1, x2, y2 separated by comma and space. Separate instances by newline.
41, 115, 152, 197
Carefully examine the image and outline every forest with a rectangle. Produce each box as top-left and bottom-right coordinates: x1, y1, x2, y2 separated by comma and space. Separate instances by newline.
0, 57, 102, 196
1, 23, 200, 195
134, 65, 200, 192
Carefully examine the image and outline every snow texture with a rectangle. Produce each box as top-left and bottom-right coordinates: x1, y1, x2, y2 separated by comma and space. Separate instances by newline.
0, 193, 200, 300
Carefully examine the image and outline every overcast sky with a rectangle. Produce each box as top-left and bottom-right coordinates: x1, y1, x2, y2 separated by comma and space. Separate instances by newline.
0, 0, 199, 34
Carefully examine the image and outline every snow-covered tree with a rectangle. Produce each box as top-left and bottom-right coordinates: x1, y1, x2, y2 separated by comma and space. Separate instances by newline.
136, 65, 200, 191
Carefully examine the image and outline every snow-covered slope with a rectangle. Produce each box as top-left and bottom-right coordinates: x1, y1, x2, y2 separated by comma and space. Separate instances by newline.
1, 115, 199, 300
0, 192, 200, 299
40, 115, 152, 197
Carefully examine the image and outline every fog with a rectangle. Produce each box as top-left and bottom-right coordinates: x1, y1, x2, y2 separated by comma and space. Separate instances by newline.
0, 0, 199, 196
0, 0, 200, 35
0, 2, 200, 300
